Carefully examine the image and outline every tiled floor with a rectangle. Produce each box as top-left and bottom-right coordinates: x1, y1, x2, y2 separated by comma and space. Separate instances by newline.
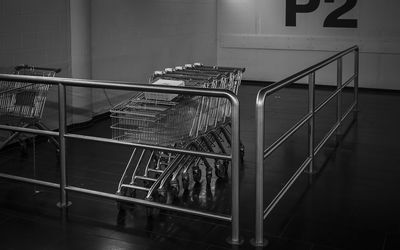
0, 84, 399, 249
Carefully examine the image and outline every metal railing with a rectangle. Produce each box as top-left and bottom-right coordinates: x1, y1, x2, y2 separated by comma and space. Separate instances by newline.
0, 74, 242, 245
252, 46, 359, 246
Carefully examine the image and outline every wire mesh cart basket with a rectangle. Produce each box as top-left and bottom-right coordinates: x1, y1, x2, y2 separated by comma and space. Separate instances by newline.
111, 64, 245, 208
0, 65, 61, 153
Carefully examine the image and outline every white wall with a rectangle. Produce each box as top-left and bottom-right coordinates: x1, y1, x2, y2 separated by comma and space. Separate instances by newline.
0, 0, 218, 123
0, 0, 70, 128
218, 0, 400, 90
69, 0, 93, 123
90, 0, 217, 114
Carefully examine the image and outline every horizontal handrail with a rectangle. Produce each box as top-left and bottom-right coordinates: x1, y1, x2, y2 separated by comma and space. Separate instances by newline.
256, 45, 358, 102
0, 172, 60, 188
263, 156, 312, 219
65, 186, 231, 222
65, 133, 231, 160
0, 73, 242, 245
0, 74, 237, 99
0, 124, 59, 137
264, 112, 312, 158
253, 46, 359, 247
315, 74, 356, 114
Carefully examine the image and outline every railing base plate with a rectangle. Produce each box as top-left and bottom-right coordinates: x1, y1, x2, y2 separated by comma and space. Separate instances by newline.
250, 238, 269, 247
226, 236, 244, 245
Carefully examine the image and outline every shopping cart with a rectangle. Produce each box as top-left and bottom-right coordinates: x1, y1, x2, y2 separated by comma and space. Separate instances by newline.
111, 64, 245, 206
0, 65, 61, 153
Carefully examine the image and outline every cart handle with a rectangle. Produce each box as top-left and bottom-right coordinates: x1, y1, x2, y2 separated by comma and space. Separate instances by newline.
14, 64, 62, 74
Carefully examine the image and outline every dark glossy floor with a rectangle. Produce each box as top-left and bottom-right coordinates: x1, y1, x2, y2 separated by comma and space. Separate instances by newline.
0, 83, 400, 249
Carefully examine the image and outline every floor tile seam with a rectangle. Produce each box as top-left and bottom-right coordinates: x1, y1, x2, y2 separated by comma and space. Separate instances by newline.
61, 228, 152, 248
155, 211, 230, 227
279, 214, 393, 238
285, 214, 373, 231
1, 190, 232, 228
205, 244, 230, 250
263, 234, 316, 248
0, 211, 63, 230
67, 211, 221, 241
65, 175, 121, 185
108, 226, 214, 247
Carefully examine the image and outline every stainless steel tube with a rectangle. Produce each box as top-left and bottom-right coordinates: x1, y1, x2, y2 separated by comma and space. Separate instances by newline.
263, 113, 312, 159
354, 49, 359, 114
229, 94, 242, 245
252, 45, 359, 247
0, 172, 60, 188
314, 74, 356, 114
307, 73, 315, 174
264, 157, 312, 219
64, 133, 230, 160
0, 125, 59, 137
253, 92, 267, 246
65, 185, 231, 222
58, 83, 68, 208
337, 58, 343, 138
315, 122, 340, 155
342, 102, 357, 123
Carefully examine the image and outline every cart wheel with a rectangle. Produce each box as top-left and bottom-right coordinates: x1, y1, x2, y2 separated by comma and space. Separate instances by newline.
158, 187, 167, 203
20, 140, 28, 157
192, 165, 201, 183
169, 179, 179, 198
144, 196, 154, 217
182, 173, 190, 190
215, 160, 229, 179
117, 206, 127, 227
116, 188, 126, 210
56, 150, 60, 162
118, 188, 136, 209
146, 207, 154, 217
206, 167, 212, 184
206, 167, 213, 178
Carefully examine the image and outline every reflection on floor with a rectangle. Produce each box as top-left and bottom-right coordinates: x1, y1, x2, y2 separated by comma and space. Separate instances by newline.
0, 84, 400, 250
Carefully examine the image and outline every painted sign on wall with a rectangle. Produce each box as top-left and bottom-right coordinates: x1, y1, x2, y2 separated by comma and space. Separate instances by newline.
286, 0, 358, 28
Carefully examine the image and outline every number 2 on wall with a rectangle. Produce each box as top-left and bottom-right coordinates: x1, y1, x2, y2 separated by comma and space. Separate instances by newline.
286, 0, 358, 28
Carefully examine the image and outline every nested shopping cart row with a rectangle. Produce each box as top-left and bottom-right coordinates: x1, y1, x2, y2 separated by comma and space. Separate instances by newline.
111, 63, 245, 205
0, 65, 61, 153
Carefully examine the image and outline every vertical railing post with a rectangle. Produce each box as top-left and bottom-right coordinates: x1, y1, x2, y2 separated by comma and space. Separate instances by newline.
227, 95, 243, 245
57, 83, 70, 208
336, 58, 343, 142
354, 48, 359, 117
251, 93, 268, 247
307, 73, 316, 174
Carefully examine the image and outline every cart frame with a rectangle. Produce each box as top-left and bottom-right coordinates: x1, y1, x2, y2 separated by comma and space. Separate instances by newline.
0, 65, 61, 152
